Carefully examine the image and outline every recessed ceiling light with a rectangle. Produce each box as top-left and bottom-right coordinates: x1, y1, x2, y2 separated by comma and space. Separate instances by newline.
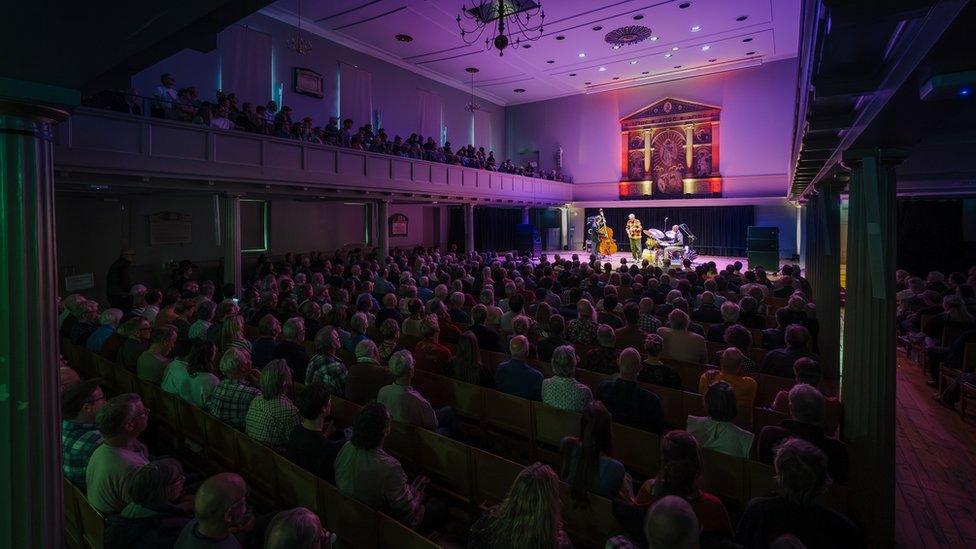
630, 60, 638, 65
522, 44, 531, 48
633, 14, 644, 20
546, 60, 555, 64
585, 81, 592, 84
701, 45, 710, 51
513, 88, 526, 93
678, 2, 691, 8
612, 77, 620, 80
592, 25, 603, 31
578, 52, 586, 58
641, 71, 649, 74
649, 36, 659, 41
556, 35, 565, 40
612, 44, 621, 50
691, 25, 701, 32
674, 65, 682, 68
743, 37, 753, 42
708, 58, 717, 62
569, 73, 577, 76
598, 66, 607, 71
395, 34, 413, 42
672, 46, 680, 51
736, 15, 749, 22
664, 53, 672, 58
464, 67, 479, 73
746, 51, 756, 55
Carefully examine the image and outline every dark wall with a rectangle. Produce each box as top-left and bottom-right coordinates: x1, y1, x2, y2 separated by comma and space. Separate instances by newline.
897, 198, 976, 274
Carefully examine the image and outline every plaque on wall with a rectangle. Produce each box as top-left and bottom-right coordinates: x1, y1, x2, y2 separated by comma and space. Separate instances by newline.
389, 213, 409, 237
149, 212, 192, 245
294, 67, 325, 98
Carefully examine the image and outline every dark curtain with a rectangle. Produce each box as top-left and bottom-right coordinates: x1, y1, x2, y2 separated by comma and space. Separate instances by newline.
447, 206, 465, 251
584, 205, 755, 257
475, 207, 523, 252
897, 199, 976, 274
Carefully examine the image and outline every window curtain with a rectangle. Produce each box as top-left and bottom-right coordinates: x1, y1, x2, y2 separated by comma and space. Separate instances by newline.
474, 207, 523, 252
340, 62, 372, 125
218, 26, 272, 105
474, 109, 492, 152
584, 206, 755, 257
416, 89, 443, 143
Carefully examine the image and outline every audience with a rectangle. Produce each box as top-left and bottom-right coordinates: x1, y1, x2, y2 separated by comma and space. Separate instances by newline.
686, 381, 754, 459
344, 340, 393, 404
104, 458, 192, 548
286, 381, 345, 483
698, 347, 757, 426
761, 324, 818, 378
86, 308, 124, 353
245, 359, 301, 448
658, 309, 708, 365
449, 331, 493, 387
541, 345, 593, 412
119, 317, 152, 372
596, 348, 663, 433
161, 340, 220, 407
639, 333, 682, 389
250, 314, 281, 369
559, 401, 630, 501
413, 314, 453, 374
305, 326, 348, 396
585, 324, 621, 375
175, 472, 254, 547
86, 393, 151, 514
264, 507, 331, 549
537, 314, 568, 362
206, 348, 261, 429
770, 357, 842, 436
61, 379, 107, 489
273, 317, 310, 383
136, 325, 177, 384
377, 350, 454, 435
495, 335, 544, 400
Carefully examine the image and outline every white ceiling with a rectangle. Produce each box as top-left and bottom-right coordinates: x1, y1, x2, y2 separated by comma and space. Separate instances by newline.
264, 0, 801, 106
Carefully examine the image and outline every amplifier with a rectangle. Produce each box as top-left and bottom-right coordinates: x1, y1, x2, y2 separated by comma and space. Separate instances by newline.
747, 226, 779, 240
747, 251, 780, 271
747, 239, 778, 252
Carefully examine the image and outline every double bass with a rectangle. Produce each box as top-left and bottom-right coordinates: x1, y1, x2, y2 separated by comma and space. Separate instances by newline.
596, 208, 618, 256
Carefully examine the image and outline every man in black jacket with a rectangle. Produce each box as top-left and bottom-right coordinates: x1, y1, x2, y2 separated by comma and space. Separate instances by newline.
467, 304, 500, 352
106, 249, 135, 310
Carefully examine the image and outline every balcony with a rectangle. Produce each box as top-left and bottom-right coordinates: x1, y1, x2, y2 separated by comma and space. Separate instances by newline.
54, 108, 573, 205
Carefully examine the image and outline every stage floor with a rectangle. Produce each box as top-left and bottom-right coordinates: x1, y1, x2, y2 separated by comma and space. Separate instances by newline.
538, 249, 751, 269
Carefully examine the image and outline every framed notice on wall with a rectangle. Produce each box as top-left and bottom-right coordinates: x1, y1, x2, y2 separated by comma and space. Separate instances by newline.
294, 67, 324, 98
149, 212, 192, 245
389, 213, 408, 237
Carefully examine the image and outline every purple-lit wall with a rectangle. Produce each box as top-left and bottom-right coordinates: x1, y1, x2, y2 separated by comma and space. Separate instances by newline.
132, 13, 505, 157
506, 58, 797, 198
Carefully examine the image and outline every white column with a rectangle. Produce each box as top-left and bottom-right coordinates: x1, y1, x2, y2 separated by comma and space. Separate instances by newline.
223, 195, 241, 293
560, 207, 569, 249
464, 203, 475, 253
377, 200, 390, 260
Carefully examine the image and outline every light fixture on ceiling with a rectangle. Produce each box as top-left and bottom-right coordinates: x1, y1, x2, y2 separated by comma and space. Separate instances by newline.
708, 58, 717, 62
612, 44, 621, 50
556, 35, 565, 40
395, 34, 414, 43
585, 81, 591, 84
633, 14, 644, 20
569, 73, 576, 76
673, 65, 682, 68
664, 53, 672, 58
736, 15, 748, 22
743, 37, 753, 42
612, 77, 619, 80
960, 87, 973, 97
701, 44, 710, 51
457, 0, 546, 57
691, 25, 701, 32
592, 25, 603, 31
513, 88, 526, 93
650, 35, 658, 41
746, 51, 756, 55
287, 0, 312, 54
605, 25, 653, 49
630, 60, 638, 64
578, 52, 586, 57
598, 66, 607, 71
672, 46, 679, 51
678, 2, 691, 8
641, 71, 649, 74
463, 67, 482, 113
546, 59, 555, 63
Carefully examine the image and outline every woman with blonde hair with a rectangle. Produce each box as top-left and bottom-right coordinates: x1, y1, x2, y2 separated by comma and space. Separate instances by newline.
468, 462, 571, 548
532, 301, 553, 339
221, 313, 251, 354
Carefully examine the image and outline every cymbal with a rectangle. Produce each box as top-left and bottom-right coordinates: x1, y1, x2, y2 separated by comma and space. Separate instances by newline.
647, 228, 666, 239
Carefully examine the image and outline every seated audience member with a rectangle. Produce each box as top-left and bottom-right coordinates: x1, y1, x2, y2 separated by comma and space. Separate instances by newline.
87, 308, 124, 353
586, 324, 621, 374
638, 297, 663, 334
771, 357, 842, 436
448, 292, 471, 324
615, 303, 645, 350
692, 292, 724, 324
504, 316, 538, 359
188, 300, 215, 342
738, 296, 766, 329
86, 394, 151, 514
104, 458, 192, 548
401, 298, 425, 338
376, 293, 404, 327
206, 299, 240, 346
706, 302, 741, 343
264, 507, 332, 549
609, 495, 702, 549
762, 307, 792, 350
449, 331, 494, 387
699, 347, 758, 426
761, 324, 819, 378
632, 430, 734, 538
737, 439, 861, 548
136, 325, 177, 384
686, 381, 754, 459
273, 317, 310, 383
500, 293, 526, 332
639, 334, 682, 389
542, 345, 593, 412
100, 316, 138, 362
245, 359, 301, 448
344, 340, 393, 404
343, 312, 371, 352
657, 309, 708, 365
598, 295, 625, 329
286, 382, 345, 483
141, 289, 162, 324
250, 314, 281, 369
161, 340, 219, 407
335, 403, 434, 529
413, 314, 453, 374
719, 324, 757, 372
495, 335, 544, 400
596, 348, 663, 433
206, 348, 261, 429
758, 384, 849, 484
378, 350, 454, 435
175, 472, 254, 547
119, 317, 152, 372
559, 401, 629, 501
62, 379, 107, 489
468, 304, 501, 352
655, 289, 683, 317
468, 462, 571, 548
377, 318, 401, 361
219, 314, 251, 354
306, 326, 348, 396
567, 299, 600, 345
537, 314, 568, 362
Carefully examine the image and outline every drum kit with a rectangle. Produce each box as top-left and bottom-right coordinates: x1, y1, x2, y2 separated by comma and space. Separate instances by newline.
642, 226, 698, 266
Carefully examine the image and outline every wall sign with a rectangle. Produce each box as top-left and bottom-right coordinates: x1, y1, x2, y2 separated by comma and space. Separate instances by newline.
149, 212, 193, 245
64, 273, 95, 291
294, 67, 324, 98
389, 213, 409, 237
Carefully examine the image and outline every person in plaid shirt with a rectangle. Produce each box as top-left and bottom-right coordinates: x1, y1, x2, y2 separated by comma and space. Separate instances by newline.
306, 326, 348, 396
638, 297, 662, 334
245, 359, 301, 448
206, 347, 260, 429
625, 213, 643, 261
61, 379, 106, 488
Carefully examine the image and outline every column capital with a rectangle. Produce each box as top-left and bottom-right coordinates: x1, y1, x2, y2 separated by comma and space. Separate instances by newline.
841, 148, 910, 166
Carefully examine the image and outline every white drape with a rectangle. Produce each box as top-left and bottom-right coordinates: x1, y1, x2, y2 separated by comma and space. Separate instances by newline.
416, 89, 443, 142
339, 62, 373, 125
218, 26, 272, 105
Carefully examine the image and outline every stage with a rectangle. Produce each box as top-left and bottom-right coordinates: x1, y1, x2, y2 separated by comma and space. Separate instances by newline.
537, 249, 798, 274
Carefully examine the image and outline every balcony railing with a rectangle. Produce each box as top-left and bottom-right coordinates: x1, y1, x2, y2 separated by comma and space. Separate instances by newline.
53, 108, 573, 205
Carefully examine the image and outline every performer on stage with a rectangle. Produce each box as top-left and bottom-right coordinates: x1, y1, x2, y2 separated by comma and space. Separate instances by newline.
671, 224, 684, 246
626, 213, 643, 261
589, 211, 606, 256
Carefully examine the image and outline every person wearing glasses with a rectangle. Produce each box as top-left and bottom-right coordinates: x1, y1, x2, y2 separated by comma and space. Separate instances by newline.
175, 472, 255, 548
61, 380, 107, 489
104, 458, 193, 548
86, 394, 151, 514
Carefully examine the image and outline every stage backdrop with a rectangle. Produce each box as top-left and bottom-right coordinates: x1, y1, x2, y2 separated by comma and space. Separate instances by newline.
585, 206, 755, 257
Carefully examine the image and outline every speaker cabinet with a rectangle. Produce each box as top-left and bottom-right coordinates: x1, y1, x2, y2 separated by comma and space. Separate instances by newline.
747, 251, 779, 271
515, 224, 541, 256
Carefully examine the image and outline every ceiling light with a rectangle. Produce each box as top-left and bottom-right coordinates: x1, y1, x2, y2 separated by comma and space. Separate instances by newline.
578, 52, 586, 58
743, 37, 753, 42
959, 87, 972, 97
736, 15, 748, 22
593, 26, 603, 31
395, 34, 413, 43
598, 66, 607, 71
678, 2, 691, 8
641, 71, 649, 74
708, 58, 717, 62
633, 14, 644, 20
691, 25, 701, 32
585, 81, 592, 84
701, 45, 710, 51
464, 67, 479, 73
746, 51, 756, 55
513, 88, 525, 93
650, 36, 658, 41
664, 53, 672, 58
569, 73, 576, 76
672, 46, 679, 51
522, 44, 531, 48
556, 35, 565, 40
630, 60, 638, 64
673, 65, 682, 68
612, 44, 621, 50
546, 60, 555, 63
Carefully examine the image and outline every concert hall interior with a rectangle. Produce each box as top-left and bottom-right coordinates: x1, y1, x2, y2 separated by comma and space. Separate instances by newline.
5, 0, 976, 547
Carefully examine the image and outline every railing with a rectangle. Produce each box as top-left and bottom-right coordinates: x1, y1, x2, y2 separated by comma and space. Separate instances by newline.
53, 107, 574, 205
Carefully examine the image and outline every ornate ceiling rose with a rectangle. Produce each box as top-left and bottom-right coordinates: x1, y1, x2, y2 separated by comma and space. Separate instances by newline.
604, 25, 652, 47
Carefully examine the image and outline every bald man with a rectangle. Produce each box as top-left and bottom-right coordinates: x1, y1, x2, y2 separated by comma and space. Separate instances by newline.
494, 335, 544, 401
645, 496, 701, 549
595, 348, 663, 433
175, 472, 254, 547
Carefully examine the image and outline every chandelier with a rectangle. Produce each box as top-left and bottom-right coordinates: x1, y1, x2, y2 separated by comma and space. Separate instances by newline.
457, 0, 545, 57
287, 0, 312, 54
464, 67, 482, 112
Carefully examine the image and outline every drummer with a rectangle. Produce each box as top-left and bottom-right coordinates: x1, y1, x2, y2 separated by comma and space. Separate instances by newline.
670, 224, 684, 246
625, 214, 643, 261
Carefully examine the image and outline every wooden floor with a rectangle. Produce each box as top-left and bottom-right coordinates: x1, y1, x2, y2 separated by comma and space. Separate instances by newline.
895, 354, 976, 548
